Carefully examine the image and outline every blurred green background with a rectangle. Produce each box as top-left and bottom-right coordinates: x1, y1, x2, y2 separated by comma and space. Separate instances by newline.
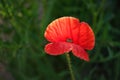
0, 0, 120, 80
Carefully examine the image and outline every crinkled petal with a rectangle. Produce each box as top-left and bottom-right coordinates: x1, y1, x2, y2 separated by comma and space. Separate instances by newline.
72, 44, 89, 61
44, 17, 80, 43
45, 42, 72, 55
78, 22, 95, 50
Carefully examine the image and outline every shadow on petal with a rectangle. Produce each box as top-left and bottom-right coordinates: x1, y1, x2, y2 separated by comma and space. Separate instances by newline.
45, 42, 72, 55
72, 44, 89, 61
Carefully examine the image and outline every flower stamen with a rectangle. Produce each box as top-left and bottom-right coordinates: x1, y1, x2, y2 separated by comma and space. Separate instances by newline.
66, 38, 73, 43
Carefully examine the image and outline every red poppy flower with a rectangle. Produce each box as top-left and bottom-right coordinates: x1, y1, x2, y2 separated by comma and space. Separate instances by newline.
44, 17, 95, 61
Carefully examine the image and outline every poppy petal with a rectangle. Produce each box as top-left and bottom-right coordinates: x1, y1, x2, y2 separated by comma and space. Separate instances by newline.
44, 17, 80, 43
78, 22, 95, 50
45, 42, 72, 55
72, 44, 89, 61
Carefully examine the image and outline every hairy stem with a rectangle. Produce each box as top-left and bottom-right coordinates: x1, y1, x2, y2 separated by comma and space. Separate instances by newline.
65, 53, 75, 80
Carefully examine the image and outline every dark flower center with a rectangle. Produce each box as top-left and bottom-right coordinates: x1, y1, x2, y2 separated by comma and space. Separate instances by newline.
66, 38, 73, 43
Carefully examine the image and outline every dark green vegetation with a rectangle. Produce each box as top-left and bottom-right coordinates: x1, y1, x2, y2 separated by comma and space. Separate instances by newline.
0, 0, 120, 80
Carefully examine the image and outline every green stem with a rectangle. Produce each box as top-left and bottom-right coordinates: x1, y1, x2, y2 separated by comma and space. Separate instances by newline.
65, 53, 75, 80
